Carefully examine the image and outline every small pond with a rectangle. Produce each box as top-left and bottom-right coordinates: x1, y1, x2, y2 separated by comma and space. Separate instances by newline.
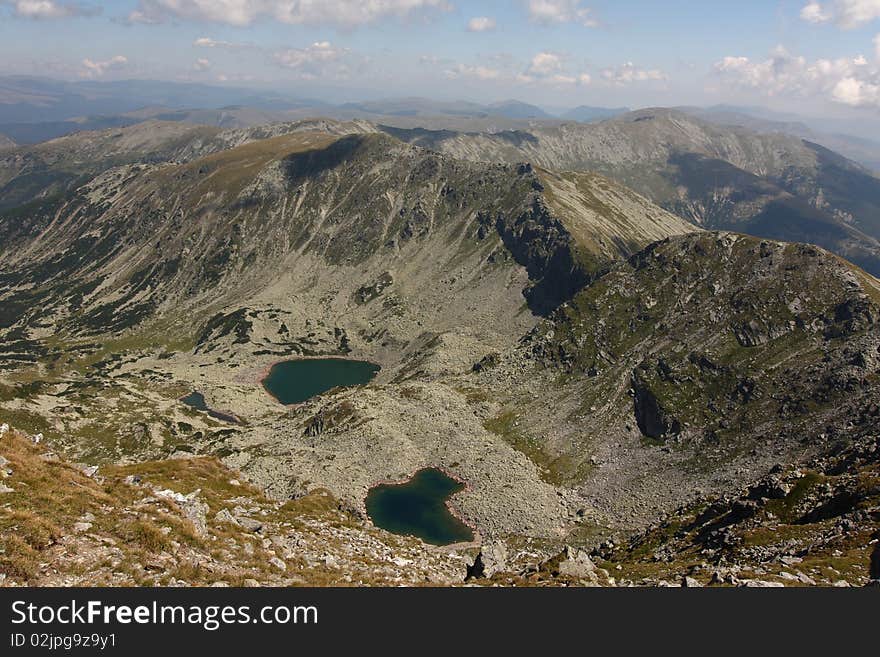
261, 358, 380, 405
180, 391, 241, 424
365, 468, 475, 546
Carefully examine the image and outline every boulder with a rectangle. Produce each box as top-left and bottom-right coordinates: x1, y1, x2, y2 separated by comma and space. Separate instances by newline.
214, 509, 237, 525
479, 541, 509, 578
466, 542, 511, 580
155, 488, 208, 536
740, 580, 785, 588
553, 546, 597, 579
79, 465, 99, 478
237, 517, 264, 533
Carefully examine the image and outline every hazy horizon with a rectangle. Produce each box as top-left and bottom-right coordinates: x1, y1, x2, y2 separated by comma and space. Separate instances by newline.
1, 1, 880, 123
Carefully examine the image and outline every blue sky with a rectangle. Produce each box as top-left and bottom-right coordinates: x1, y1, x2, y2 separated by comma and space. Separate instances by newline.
1, 1, 880, 115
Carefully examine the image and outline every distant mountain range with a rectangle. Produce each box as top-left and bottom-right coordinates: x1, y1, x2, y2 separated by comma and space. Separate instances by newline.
2, 77, 878, 175
0, 77, 623, 144
680, 105, 880, 174
381, 108, 880, 276
0, 76, 320, 124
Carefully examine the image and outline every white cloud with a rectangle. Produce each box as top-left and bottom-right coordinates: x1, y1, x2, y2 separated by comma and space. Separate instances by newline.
273, 41, 352, 80
194, 57, 211, 71
875, 33, 880, 58
467, 16, 495, 32
80, 55, 128, 79
193, 36, 249, 49
129, 0, 451, 27
601, 62, 667, 85
444, 52, 590, 86
799, 1, 880, 28
514, 51, 591, 85
527, 51, 564, 76
714, 46, 880, 108
833, 76, 880, 104
527, 0, 597, 27
1, 0, 93, 18
444, 64, 502, 80
801, 1, 833, 22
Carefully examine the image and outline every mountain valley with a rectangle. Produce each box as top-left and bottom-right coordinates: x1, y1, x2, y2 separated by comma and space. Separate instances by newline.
1, 117, 879, 588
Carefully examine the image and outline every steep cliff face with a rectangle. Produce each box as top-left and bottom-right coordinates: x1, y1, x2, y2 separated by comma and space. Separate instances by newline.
529, 232, 880, 443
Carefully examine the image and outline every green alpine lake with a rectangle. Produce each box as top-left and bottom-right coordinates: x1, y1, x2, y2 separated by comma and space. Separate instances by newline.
365, 468, 474, 546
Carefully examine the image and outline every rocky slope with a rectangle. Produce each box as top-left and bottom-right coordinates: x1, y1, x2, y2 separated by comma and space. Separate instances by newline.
602, 429, 880, 587
0, 423, 470, 586
0, 126, 692, 343
464, 232, 880, 534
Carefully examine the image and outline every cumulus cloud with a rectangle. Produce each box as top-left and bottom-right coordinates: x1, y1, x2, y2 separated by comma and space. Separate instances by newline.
443, 51, 590, 86
601, 62, 667, 85
467, 16, 495, 32
527, 0, 597, 27
799, 1, 880, 28
515, 51, 590, 85
1, 0, 95, 18
714, 46, 880, 108
129, 0, 451, 27
801, 1, 833, 22
80, 55, 128, 79
833, 75, 880, 105
193, 57, 211, 71
273, 41, 353, 79
526, 51, 565, 76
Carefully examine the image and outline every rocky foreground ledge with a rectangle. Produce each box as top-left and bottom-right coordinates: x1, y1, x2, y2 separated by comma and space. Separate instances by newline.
0, 423, 610, 587
2, 421, 877, 587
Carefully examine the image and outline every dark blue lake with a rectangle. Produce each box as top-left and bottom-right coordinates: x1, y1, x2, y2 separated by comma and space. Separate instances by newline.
261, 358, 380, 405
366, 468, 474, 546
